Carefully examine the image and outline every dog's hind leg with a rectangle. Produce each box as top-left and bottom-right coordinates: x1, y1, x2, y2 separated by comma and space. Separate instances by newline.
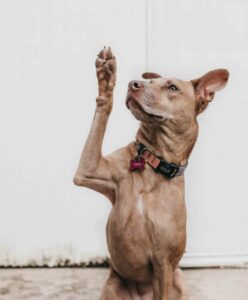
100, 268, 132, 300
170, 268, 188, 300
100, 268, 154, 300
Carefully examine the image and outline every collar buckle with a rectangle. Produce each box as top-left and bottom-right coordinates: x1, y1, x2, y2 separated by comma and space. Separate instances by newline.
156, 160, 180, 179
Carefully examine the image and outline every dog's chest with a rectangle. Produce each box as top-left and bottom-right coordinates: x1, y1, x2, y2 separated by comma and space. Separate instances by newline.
107, 171, 186, 267
116, 168, 185, 223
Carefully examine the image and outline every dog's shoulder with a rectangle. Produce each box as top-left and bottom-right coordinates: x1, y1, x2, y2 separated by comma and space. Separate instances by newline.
105, 142, 136, 178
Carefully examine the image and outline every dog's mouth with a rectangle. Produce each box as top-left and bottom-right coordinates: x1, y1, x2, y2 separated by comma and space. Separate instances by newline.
126, 96, 135, 109
126, 95, 164, 120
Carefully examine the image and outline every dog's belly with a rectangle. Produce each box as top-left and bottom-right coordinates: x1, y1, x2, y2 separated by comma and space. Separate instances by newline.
106, 185, 186, 282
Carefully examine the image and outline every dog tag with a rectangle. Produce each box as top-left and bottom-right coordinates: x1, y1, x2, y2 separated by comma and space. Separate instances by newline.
130, 156, 146, 171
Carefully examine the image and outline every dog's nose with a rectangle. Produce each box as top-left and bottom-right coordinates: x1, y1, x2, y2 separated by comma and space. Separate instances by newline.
129, 80, 144, 91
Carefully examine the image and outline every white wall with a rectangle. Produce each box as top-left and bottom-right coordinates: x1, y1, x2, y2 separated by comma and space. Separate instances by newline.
0, 0, 247, 267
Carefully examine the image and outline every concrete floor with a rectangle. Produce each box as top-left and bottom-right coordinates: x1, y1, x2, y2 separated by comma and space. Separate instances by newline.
0, 268, 247, 300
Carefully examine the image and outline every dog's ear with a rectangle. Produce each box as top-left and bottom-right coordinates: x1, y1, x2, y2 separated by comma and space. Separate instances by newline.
142, 72, 162, 79
192, 69, 229, 114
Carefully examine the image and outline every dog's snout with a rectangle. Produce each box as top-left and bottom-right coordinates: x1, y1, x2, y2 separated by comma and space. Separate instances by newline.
129, 80, 144, 91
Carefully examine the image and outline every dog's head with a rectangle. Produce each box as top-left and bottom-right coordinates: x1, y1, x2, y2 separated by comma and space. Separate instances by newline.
126, 69, 229, 131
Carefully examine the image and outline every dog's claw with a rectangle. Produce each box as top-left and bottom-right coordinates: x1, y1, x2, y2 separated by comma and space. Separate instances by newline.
98, 47, 109, 60
106, 48, 113, 60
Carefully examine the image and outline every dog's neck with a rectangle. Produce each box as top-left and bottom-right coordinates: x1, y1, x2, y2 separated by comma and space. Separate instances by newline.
136, 121, 198, 165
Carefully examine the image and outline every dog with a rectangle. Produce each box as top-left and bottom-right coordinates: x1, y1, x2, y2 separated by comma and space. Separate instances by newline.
74, 47, 229, 300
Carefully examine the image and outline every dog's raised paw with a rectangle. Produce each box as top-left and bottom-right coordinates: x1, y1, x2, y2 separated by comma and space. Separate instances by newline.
95, 47, 116, 94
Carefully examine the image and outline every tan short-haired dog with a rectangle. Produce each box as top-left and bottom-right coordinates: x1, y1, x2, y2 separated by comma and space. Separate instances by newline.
74, 47, 229, 300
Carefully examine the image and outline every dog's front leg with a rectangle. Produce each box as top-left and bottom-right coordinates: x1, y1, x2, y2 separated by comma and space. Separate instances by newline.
153, 263, 173, 300
74, 47, 117, 203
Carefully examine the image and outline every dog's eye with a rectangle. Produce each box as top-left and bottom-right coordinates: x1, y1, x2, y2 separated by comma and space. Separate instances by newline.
168, 84, 178, 91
